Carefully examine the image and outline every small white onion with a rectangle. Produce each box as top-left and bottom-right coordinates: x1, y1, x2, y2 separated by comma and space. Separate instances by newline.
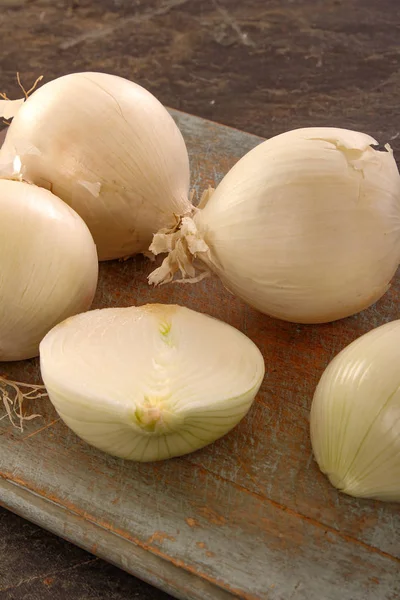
39, 304, 265, 462
310, 320, 400, 502
0, 72, 191, 260
150, 127, 400, 324
0, 179, 98, 361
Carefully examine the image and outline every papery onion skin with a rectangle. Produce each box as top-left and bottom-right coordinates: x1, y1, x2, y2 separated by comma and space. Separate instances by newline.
0, 72, 191, 261
39, 304, 265, 462
150, 127, 400, 324
0, 179, 98, 361
310, 320, 400, 502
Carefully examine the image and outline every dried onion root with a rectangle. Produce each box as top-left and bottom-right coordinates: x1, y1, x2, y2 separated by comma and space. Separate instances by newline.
0, 375, 47, 431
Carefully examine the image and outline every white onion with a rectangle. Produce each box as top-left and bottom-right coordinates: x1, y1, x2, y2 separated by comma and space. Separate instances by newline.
310, 320, 400, 502
0, 72, 191, 260
40, 304, 265, 462
0, 179, 98, 360
150, 127, 400, 324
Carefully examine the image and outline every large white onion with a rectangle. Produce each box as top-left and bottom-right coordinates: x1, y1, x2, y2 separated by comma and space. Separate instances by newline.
310, 320, 400, 502
150, 127, 400, 324
0, 72, 191, 261
0, 179, 98, 361
40, 304, 265, 462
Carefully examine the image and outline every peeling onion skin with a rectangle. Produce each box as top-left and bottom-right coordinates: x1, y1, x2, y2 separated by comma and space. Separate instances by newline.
150, 127, 400, 324
310, 320, 400, 502
0, 179, 98, 361
39, 305, 265, 462
0, 72, 191, 261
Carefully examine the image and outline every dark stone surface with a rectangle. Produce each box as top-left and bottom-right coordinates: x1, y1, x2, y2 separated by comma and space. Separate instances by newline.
0, 509, 171, 599
1, 0, 399, 598
1, 0, 399, 151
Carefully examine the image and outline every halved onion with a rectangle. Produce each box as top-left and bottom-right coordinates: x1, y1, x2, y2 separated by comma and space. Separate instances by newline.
40, 304, 265, 461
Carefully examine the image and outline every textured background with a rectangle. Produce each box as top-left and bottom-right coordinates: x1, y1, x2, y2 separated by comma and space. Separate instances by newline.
1, 1, 400, 599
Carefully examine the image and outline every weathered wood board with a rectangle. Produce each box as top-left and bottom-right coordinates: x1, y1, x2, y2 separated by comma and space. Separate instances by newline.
0, 112, 399, 600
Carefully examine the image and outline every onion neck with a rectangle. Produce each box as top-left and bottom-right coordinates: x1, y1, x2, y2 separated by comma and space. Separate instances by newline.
148, 192, 217, 286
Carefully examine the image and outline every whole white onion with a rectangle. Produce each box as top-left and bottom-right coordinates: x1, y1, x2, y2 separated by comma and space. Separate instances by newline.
0, 179, 98, 360
0, 72, 191, 261
150, 127, 400, 324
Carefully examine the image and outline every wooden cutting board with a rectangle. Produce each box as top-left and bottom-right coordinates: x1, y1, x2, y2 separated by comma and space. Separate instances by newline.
0, 112, 399, 600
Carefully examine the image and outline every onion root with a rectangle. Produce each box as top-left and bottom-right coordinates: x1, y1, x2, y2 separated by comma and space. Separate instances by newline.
0, 376, 46, 431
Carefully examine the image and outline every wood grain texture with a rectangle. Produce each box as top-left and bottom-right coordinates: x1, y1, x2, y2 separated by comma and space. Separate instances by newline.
1, 0, 400, 598
0, 110, 399, 600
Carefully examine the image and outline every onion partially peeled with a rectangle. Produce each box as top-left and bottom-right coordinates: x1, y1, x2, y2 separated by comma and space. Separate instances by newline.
310, 320, 400, 502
